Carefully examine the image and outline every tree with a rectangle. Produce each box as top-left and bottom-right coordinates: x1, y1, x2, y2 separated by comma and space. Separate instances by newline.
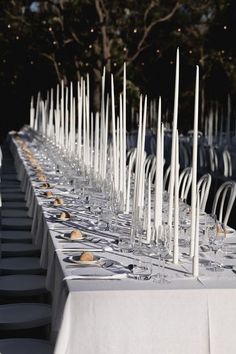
0, 0, 235, 125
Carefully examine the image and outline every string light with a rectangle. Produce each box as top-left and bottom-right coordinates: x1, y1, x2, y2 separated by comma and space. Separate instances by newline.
123, 47, 127, 52
221, 50, 225, 54
88, 44, 92, 49
58, 62, 62, 66
189, 50, 192, 54
7, 24, 11, 29
177, 28, 181, 32
223, 25, 227, 30
141, 62, 145, 66
228, 56, 232, 60
85, 62, 89, 66
16, 36, 19, 40
30, 60, 34, 65
170, 61, 174, 65
3, 59, 6, 63
90, 28, 94, 33
113, 62, 117, 67
156, 49, 160, 54
53, 41, 57, 45
48, 27, 52, 32
133, 28, 137, 33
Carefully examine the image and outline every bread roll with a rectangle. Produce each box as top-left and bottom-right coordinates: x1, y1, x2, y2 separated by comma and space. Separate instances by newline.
44, 191, 53, 197
41, 182, 50, 188
59, 211, 70, 219
79, 251, 94, 262
53, 198, 64, 206
38, 175, 47, 182
70, 230, 83, 240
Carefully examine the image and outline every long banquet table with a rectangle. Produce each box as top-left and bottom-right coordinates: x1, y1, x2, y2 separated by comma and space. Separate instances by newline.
7, 129, 236, 354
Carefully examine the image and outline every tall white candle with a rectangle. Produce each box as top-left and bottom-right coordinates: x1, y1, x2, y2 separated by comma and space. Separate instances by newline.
168, 48, 179, 227
138, 96, 147, 209
126, 150, 136, 213
102, 94, 109, 179
77, 84, 82, 158
94, 113, 99, 173
61, 80, 64, 147
193, 195, 199, 277
90, 113, 94, 168
123, 63, 127, 205
173, 130, 179, 264
119, 94, 124, 194
133, 96, 143, 215
65, 87, 69, 149
111, 75, 118, 190
146, 173, 152, 243
190, 65, 199, 257
154, 97, 162, 229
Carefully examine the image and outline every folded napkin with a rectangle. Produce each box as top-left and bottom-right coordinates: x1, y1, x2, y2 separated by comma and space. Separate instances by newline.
56, 248, 104, 252
64, 273, 127, 280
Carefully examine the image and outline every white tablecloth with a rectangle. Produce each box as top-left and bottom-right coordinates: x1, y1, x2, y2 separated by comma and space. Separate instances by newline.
8, 130, 236, 354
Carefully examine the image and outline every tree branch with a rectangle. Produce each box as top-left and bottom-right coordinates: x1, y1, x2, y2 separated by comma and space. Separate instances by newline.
125, 1, 180, 69
41, 52, 62, 82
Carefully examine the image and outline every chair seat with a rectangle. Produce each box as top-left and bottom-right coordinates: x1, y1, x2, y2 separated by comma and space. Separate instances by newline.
1, 174, 19, 181
2, 193, 25, 202
1, 182, 21, 188
2, 202, 28, 210
2, 243, 40, 257
1, 209, 29, 218
0, 303, 51, 330
0, 231, 32, 243
1, 218, 32, 231
0, 338, 53, 354
0, 275, 47, 297
0, 257, 43, 275
1, 188, 22, 193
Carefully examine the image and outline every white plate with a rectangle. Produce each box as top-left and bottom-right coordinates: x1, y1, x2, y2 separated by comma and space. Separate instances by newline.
68, 255, 101, 265
39, 193, 54, 199
60, 233, 85, 241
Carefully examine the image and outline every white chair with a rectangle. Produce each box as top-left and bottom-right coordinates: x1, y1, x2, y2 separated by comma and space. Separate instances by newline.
197, 173, 212, 212
125, 149, 137, 213
149, 156, 157, 183
212, 181, 236, 225
144, 154, 155, 178
179, 167, 192, 201
222, 149, 232, 177
209, 146, 218, 173
163, 166, 171, 192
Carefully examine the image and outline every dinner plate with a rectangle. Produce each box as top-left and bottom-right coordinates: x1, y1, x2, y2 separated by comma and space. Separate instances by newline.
39, 184, 54, 189
56, 215, 71, 221
60, 233, 85, 241
218, 228, 235, 236
68, 254, 101, 265
39, 193, 54, 199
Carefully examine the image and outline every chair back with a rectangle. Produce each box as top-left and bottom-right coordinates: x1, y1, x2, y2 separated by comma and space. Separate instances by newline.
179, 167, 192, 201
197, 173, 212, 212
209, 147, 218, 172
212, 181, 236, 225
222, 149, 232, 177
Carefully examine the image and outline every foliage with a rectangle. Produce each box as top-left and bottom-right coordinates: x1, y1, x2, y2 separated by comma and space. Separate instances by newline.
0, 0, 235, 128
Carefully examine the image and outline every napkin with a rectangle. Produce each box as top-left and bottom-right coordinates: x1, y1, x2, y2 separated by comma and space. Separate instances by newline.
64, 273, 127, 280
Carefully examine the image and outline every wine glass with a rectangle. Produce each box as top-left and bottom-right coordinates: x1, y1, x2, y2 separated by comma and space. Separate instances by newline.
157, 224, 172, 283
207, 221, 225, 272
